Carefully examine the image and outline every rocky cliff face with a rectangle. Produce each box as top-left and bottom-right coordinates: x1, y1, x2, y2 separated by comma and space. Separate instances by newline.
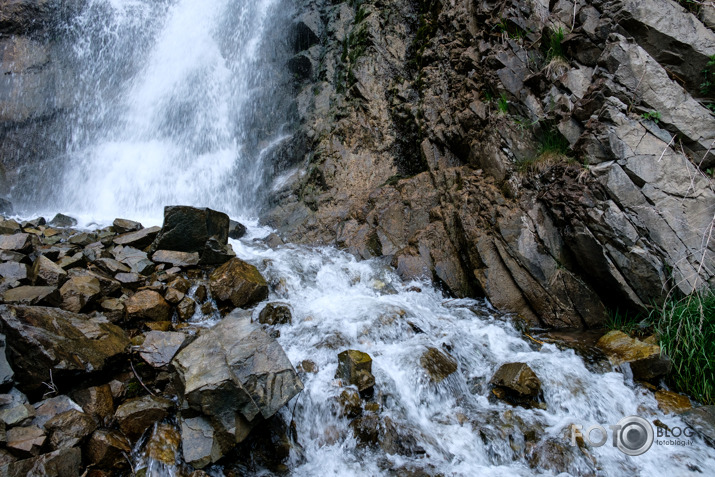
267, 0, 715, 328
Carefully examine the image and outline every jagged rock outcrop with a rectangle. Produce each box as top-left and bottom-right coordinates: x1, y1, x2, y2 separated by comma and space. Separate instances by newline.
267, 0, 715, 328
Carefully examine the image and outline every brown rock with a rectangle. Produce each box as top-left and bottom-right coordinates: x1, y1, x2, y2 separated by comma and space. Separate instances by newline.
113, 226, 160, 249
655, 390, 691, 414
152, 250, 200, 268
125, 290, 171, 322
420, 347, 458, 383
139, 331, 186, 368
176, 296, 196, 321
45, 409, 97, 450
84, 430, 131, 469
350, 412, 379, 446
0, 448, 81, 477
596, 330, 672, 380
167, 276, 191, 293
112, 218, 142, 234
114, 395, 173, 441
0, 234, 33, 253
490, 362, 542, 408
338, 389, 362, 418
71, 385, 114, 426
164, 287, 185, 305
258, 303, 292, 325
1, 286, 61, 306
29, 255, 66, 287
56, 253, 85, 270
0, 219, 21, 235
6, 425, 45, 456
59, 276, 101, 313
209, 257, 268, 308
145, 423, 181, 465
94, 258, 131, 275
335, 350, 375, 392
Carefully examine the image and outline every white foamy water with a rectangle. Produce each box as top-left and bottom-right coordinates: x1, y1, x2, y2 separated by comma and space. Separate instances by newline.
229, 228, 715, 476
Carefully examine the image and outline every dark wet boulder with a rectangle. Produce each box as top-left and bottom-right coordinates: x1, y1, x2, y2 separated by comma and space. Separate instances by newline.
145, 423, 181, 465
681, 406, 715, 446
336, 349, 375, 392
420, 347, 458, 383
258, 303, 292, 326
0, 198, 12, 216
151, 206, 232, 264
176, 296, 196, 321
71, 385, 114, 426
0, 334, 13, 388
151, 249, 200, 268
114, 395, 173, 441
0, 305, 129, 394
173, 312, 303, 450
44, 409, 97, 450
48, 214, 77, 228
181, 416, 222, 469
490, 362, 543, 408
209, 257, 268, 308
112, 218, 142, 234
32, 395, 82, 429
125, 290, 171, 322
229, 219, 246, 239
0, 219, 21, 235
350, 412, 379, 446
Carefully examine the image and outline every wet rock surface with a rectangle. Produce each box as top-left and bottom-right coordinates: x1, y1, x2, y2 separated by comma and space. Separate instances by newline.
336, 349, 375, 392
596, 330, 672, 380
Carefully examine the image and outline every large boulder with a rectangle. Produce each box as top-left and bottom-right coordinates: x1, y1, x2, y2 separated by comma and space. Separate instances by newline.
151, 206, 234, 264
209, 257, 268, 308
139, 331, 186, 368
173, 312, 303, 453
58, 276, 101, 313
125, 290, 171, 322
490, 362, 543, 408
0, 305, 129, 394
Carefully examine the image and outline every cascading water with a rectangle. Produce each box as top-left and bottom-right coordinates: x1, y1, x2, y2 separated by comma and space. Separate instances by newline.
42, 0, 292, 224
13, 0, 715, 475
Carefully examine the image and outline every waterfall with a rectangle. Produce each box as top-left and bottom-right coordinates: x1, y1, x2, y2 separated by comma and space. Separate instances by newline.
46, 0, 291, 224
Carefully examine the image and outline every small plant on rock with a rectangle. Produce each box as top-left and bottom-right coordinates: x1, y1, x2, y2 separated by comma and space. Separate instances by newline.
641, 110, 662, 124
497, 93, 509, 114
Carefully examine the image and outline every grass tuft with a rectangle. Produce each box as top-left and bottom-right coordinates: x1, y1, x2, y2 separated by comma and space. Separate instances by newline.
656, 290, 715, 405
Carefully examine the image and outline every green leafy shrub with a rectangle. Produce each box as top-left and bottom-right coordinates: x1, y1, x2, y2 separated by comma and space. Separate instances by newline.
546, 27, 565, 61
497, 93, 509, 113
641, 110, 662, 124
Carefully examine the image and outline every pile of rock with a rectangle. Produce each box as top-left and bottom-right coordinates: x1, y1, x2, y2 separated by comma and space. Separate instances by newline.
0, 206, 303, 475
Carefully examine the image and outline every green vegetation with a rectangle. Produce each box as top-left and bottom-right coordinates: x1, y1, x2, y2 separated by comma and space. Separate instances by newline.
656, 290, 715, 405
641, 110, 662, 124
546, 26, 566, 62
536, 127, 570, 156
701, 54, 715, 101
606, 308, 648, 337
497, 93, 509, 113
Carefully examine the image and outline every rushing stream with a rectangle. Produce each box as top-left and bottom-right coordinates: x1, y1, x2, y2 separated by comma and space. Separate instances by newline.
12, 0, 715, 475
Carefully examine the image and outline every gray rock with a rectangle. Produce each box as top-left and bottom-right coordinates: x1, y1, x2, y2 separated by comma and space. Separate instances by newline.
59, 276, 101, 313
0, 234, 33, 253
94, 258, 131, 275
29, 255, 66, 287
6, 425, 45, 456
48, 214, 77, 228
114, 395, 173, 441
32, 395, 82, 429
113, 226, 160, 249
228, 219, 246, 239
112, 218, 142, 234
173, 312, 303, 437
180, 416, 222, 469
0, 262, 28, 282
681, 406, 715, 446
152, 249, 200, 267
0, 334, 12, 388
1, 286, 61, 307
139, 331, 186, 368
0, 403, 33, 427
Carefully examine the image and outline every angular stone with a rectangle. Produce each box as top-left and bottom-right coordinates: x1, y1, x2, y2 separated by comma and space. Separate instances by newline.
181, 416, 222, 469
29, 255, 67, 287
335, 350, 374, 392
71, 385, 114, 426
145, 423, 181, 465
59, 276, 101, 313
45, 409, 97, 450
209, 257, 268, 308
56, 253, 85, 270
6, 425, 45, 456
68, 233, 96, 247
229, 220, 246, 240
0, 262, 28, 282
115, 395, 173, 441
1, 286, 61, 306
0, 448, 81, 477
177, 297, 196, 321
167, 276, 191, 294
0, 305, 129, 394
164, 287, 184, 305
115, 272, 143, 288
596, 331, 672, 380
125, 290, 171, 322
33, 396, 83, 429
338, 389, 362, 418
69, 269, 121, 296
258, 303, 292, 326
84, 429, 131, 469
151, 206, 229, 253
112, 218, 142, 234
173, 312, 303, 428
113, 226, 160, 249
0, 219, 21, 235
0, 403, 33, 427
420, 347, 458, 383
48, 214, 77, 228
152, 250, 200, 268
655, 390, 691, 414
140, 331, 186, 368
0, 234, 33, 253
199, 238, 236, 265
0, 334, 13, 388
490, 362, 541, 398
95, 258, 131, 275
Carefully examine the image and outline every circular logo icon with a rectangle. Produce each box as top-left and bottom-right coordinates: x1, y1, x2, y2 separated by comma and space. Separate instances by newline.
616, 416, 654, 456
